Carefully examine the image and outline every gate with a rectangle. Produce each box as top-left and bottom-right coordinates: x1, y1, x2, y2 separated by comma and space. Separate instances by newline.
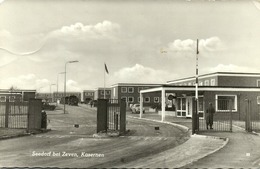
245, 99, 260, 132
0, 98, 43, 131
198, 99, 233, 132
0, 99, 28, 128
97, 99, 126, 133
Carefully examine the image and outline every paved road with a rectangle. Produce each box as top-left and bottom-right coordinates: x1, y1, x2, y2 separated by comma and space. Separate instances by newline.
0, 104, 189, 168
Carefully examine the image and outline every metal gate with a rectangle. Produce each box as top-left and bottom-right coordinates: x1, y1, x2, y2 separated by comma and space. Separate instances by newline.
0, 98, 43, 130
198, 99, 233, 132
245, 99, 260, 132
0, 99, 28, 128
97, 99, 126, 133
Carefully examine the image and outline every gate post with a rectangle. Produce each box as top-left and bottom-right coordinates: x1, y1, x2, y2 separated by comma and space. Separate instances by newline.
27, 99, 42, 132
5, 98, 9, 128
245, 99, 252, 132
120, 99, 126, 134
97, 99, 108, 133
229, 100, 233, 132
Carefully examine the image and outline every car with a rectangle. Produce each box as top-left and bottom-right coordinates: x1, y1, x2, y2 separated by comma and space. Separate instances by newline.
42, 102, 56, 111
131, 104, 145, 114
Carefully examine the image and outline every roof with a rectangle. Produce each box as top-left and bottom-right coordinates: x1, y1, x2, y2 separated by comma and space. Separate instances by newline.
111, 83, 163, 87
140, 85, 260, 94
167, 72, 260, 83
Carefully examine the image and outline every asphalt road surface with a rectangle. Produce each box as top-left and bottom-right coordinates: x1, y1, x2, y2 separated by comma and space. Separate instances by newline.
0, 104, 189, 168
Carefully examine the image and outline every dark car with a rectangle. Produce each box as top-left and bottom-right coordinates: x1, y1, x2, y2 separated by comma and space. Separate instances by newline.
42, 102, 56, 111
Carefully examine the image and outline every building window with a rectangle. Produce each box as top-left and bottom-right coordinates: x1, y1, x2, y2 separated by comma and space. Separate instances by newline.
154, 97, 160, 103
257, 80, 260, 87
257, 96, 260, 105
138, 97, 140, 102
128, 97, 134, 103
121, 87, 127, 93
216, 95, 237, 112
121, 96, 127, 101
144, 97, 150, 103
188, 82, 192, 86
106, 91, 110, 95
211, 79, 215, 86
0, 96, 6, 102
199, 81, 203, 86
9, 96, 15, 102
128, 87, 134, 93
204, 80, 209, 86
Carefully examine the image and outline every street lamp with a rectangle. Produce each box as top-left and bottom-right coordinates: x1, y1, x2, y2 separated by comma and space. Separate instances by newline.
49, 84, 56, 102
56, 72, 65, 105
64, 60, 79, 114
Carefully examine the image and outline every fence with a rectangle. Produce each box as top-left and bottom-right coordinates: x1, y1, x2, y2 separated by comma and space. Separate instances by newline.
97, 99, 126, 133
198, 99, 233, 132
0, 99, 43, 131
245, 99, 260, 132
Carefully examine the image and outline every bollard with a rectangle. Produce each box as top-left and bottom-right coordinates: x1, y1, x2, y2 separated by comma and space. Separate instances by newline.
41, 110, 47, 129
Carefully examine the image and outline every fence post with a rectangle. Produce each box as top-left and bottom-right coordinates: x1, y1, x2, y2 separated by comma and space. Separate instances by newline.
249, 100, 252, 132
120, 99, 126, 134
229, 100, 233, 132
5, 98, 9, 128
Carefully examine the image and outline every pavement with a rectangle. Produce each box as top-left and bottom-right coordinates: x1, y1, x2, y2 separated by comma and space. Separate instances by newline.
1, 109, 260, 168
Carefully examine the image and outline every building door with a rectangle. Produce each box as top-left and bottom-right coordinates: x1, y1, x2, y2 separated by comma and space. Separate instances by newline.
186, 97, 193, 118
177, 97, 186, 117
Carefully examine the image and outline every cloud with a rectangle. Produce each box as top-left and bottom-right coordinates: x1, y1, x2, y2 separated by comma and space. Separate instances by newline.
52, 20, 121, 40
0, 74, 37, 90
112, 64, 177, 84
202, 64, 260, 74
166, 37, 224, 57
66, 80, 81, 92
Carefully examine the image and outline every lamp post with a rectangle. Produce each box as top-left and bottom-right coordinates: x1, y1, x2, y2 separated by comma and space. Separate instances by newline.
49, 84, 56, 102
57, 72, 65, 105
64, 60, 79, 114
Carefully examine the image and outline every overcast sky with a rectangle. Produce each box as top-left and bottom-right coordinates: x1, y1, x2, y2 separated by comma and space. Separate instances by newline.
0, 0, 260, 93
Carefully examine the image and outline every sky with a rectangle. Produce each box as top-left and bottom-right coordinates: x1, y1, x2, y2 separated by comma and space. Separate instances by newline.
0, 0, 260, 93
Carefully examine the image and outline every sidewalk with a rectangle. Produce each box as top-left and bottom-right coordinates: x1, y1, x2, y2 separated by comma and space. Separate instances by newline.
0, 128, 29, 140
127, 113, 260, 168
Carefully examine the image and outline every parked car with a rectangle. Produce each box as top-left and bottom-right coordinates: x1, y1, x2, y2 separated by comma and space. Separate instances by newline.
42, 102, 56, 111
131, 104, 145, 114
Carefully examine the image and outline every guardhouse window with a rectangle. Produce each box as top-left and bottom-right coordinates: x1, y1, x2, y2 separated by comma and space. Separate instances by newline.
216, 95, 237, 112
211, 79, 216, 86
204, 80, 209, 86
257, 80, 260, 87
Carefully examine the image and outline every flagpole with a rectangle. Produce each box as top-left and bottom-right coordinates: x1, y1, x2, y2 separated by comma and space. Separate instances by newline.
104, 63, 106, 99
193, 39, 199, 135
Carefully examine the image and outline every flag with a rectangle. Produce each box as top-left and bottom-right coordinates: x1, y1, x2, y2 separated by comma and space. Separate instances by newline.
104, 63, 109, 74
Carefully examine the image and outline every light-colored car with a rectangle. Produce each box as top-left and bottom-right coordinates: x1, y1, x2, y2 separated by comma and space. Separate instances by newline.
131, 104, 145, 114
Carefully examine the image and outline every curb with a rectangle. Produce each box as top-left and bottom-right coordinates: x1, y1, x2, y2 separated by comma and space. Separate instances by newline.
128, 116, 191, 134
0, 128, 51, 141
128, 115, 229, 168
175, 136, 229, 168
